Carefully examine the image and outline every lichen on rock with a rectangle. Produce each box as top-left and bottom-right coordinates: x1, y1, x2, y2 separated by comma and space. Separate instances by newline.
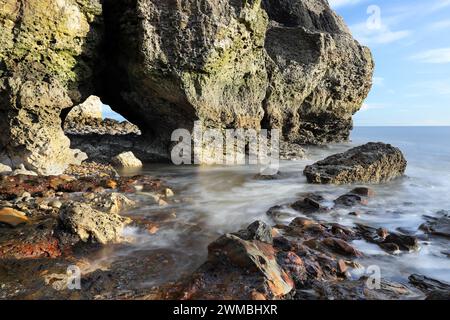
0, 0, 374, 173
0, 0, 103, 175
304, 142, 407, 184
100, 0, 374, 150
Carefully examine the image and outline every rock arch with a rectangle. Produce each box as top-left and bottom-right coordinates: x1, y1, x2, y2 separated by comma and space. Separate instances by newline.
0, 0, 374, 175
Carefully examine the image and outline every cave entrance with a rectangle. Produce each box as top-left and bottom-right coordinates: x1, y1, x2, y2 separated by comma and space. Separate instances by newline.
63, 95, 141, 136
63, 95, 148, 164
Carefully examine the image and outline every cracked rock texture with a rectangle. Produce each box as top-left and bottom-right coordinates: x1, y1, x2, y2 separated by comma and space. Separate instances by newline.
0, 0, 102, 175
100, 0, 373, 145
0, 0, 373, 174
303, 142, 407, 184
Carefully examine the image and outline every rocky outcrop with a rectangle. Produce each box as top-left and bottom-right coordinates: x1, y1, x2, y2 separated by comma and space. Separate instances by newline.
304, 143, 407, 184
0, 0, 103, 175
409, 274, 450, 300
420, 212, 450, 239
262, 0, 374, 144
111, 151, 143, 168
59, 201, 129, 244
0, 0, 373, 174
65, 95, 103, 122
100, 0, 373, 146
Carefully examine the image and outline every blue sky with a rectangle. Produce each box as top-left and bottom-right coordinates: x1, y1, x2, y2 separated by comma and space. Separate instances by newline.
330, 0, 450, 126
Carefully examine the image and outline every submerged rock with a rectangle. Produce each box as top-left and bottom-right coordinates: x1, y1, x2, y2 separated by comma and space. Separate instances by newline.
304, 143, 407, 184
334, 193, 369, 208
409, 274, 450, 300
59, 202, 129, 244
312, 277, 421, 300
111, 152, 143, 169
356, 224, 420, 253
420, 213, 450, 239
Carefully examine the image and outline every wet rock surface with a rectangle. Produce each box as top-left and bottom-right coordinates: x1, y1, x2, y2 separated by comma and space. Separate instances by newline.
59, 201, 130, 245
420, 212, 450, 239
0, 166, 448, 300
409, 274, 450, 300
356, 224, 420, 253
304, 143, 407, 184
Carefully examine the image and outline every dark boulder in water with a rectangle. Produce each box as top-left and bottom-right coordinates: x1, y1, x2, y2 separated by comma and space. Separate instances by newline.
304, 142, 407, 184
409, 274, 450, 300
420, 212, 450, 239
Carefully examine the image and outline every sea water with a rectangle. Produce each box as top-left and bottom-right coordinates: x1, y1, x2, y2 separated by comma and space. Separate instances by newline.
110, 127, 450, 286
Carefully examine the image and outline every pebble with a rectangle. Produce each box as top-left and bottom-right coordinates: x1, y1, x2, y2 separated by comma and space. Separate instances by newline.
0, 208, 29, 227
165, 188, 174, 198
48, 200, 63, 209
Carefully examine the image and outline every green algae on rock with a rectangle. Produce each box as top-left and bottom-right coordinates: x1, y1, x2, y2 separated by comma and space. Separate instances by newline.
0, 0, 103, 175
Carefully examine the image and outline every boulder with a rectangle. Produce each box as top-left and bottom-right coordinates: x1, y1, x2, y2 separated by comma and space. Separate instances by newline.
409, 274, 450, 300
0, 0, 102, 175
181, 221, 294, 299
233, 220, 274, 244
100, 0, 373, 147
304, 143, 407, 184
59, 201, 129, 244
111, 152, 143, 169
0, 207, 29, 227
420, 213, 450, 239
356, 224, 420, 253
65, 95, 103, 122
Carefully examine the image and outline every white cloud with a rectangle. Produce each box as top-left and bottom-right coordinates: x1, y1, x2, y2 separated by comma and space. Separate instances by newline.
350, 22, 411, 45
428, 19, 450, 31
431, 0, 450, 10
360, 103, 386, 111
406, 80, 450, 97
410, 48, 450, 64
328, 0, 363, 8
372, 77, 384, 86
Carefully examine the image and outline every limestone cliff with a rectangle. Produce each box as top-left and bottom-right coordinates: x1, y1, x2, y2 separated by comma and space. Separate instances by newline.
0, 0, 374, 174
0, 0, 102, 175
100, 0, 374, 144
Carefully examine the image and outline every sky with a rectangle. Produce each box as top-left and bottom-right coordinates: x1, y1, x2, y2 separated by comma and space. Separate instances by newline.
102, 0, 450, 126
329, 0, 450, 126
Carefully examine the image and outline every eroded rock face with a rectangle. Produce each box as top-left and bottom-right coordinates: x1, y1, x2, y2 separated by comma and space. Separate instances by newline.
262, 0, 374, 144
304, 142, 407, 184
100, 0, 373, 145
65, 95, 103, 122
0, 0, 374, 173
59, 201, 129, 244
0, 0, 102, 175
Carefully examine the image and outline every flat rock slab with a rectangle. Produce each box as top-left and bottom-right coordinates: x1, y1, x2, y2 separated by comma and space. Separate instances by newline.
0, 208, 29, 227
304, 142, 407, 184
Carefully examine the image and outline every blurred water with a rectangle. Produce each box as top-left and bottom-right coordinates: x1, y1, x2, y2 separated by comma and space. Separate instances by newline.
108, 127, 450, 286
